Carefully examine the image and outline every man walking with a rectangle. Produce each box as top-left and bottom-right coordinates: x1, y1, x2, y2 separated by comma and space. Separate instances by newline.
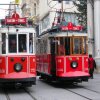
88, 54, 96, 79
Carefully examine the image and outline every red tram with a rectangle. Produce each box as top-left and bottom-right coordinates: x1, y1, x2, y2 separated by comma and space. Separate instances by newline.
36, 22, 89, 83
0, 12, 36, 87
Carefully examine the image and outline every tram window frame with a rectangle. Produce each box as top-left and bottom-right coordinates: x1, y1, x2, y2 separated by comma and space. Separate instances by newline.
1, 33, 6, 54
71, 36, 88, 55
29, 33, 33, 53
43, 39, 47, 54
18, 34, 27, 53
8, 34, 17, 53
56, 37, 65, 56
65, 37, 70, 55
72, 37, 81, 54
55, 37, 59, 55
82, 37, 88, 54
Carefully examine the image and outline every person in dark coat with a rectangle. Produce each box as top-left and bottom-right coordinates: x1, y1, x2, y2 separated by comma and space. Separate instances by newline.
88, 54, 96, 79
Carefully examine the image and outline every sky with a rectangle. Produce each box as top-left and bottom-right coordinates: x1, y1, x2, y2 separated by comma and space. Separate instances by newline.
0, 0, 14, 19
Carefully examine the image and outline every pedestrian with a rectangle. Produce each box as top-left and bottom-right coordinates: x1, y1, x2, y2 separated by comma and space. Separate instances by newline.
88, 54, 96, 79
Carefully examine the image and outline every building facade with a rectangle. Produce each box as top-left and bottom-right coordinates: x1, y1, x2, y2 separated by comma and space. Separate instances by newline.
21, 0, 39, 24
87, 0, 100, 71
38, 0, 79, 34
7, 0, 22, 18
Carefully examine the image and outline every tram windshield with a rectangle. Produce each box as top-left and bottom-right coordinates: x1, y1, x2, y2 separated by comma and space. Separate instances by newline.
2, 33, 6, 54
18, 34, 27, 52
51, 36, 88, 56
1, 33, 34, 54
9, 34, 17, 53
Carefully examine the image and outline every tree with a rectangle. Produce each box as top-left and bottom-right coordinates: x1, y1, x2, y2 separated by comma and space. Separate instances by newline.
73, 0, 87, 30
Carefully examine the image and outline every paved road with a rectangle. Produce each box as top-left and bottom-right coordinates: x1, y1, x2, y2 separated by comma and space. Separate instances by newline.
1, 74, 100, 100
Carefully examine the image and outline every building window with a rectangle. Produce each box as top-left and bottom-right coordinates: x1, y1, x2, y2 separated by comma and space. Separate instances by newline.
41, 15, 50, 30
65, 1, 70, 4
58, 12, 79, 25
34, 3, 36, 15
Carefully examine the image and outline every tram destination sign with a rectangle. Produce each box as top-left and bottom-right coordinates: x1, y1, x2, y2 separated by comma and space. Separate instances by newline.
5, 18, 26, 24
5, 12, 26, 25
61, 22, 83, 31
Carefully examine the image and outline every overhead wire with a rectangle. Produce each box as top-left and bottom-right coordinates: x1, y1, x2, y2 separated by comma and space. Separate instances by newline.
47, 0, 78, 12
47, 0, 58, 10
89, 0, 94, 8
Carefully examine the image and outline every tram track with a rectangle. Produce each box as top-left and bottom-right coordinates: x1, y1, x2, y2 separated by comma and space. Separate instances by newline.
24, 88, 37, 100
82, 86, 100, 94
66, 89, 92, 100
2, 87, 37, 100
3, 88, 11, 100
64, 84, 100, 100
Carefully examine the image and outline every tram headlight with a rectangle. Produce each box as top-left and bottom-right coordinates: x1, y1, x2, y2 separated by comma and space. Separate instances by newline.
14, 63, 22, 72
71, 61, 78, 68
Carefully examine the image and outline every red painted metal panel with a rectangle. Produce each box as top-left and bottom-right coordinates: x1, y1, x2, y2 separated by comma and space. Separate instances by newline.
84, 57, 89, 72
0, 56, 6, 75
29, 56, 36, 75
56, 57, 64, 75
56, 55, 89, 77
66, 56, 83, 72
0, 72, 35, 79
56, 71, 89, 77
36, 54, 51, 74
8, 56, 27, 73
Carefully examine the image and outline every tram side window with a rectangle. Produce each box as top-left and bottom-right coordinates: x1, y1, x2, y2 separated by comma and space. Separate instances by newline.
18, 34, 27, 52
73, 38, 81, 54
2, 33, 6, 54
59, 37, 65, 55
29, 33, 33, 53
83, 37, 87, 54
8, 35, 17, 53
43, 39, 47, 54
50, 38, 56, 55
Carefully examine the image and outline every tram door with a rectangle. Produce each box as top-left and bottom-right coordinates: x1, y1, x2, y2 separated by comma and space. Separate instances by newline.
50, 38, 56, 76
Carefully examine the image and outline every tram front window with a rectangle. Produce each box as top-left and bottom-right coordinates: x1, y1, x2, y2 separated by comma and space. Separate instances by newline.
73, 38, 81, 54
8, 35, 17, 53
72, 37, 87, 54
2, 33, 6, 54
18, 34, 27, 52
83, 37, 87, 54
29, 33, 33, 53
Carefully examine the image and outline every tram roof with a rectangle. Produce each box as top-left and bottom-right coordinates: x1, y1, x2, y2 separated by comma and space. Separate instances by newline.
0, 27, 36, 33
40, 26, 87, 37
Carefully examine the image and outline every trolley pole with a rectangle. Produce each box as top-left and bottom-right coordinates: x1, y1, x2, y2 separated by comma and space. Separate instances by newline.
61, 0, 64, 19
53, 0, 64, 20
0, 4, 19, 17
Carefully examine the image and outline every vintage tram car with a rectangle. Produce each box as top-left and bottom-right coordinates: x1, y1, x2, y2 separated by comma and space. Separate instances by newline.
36, 22, 89, 83
0, 12, 36, 87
